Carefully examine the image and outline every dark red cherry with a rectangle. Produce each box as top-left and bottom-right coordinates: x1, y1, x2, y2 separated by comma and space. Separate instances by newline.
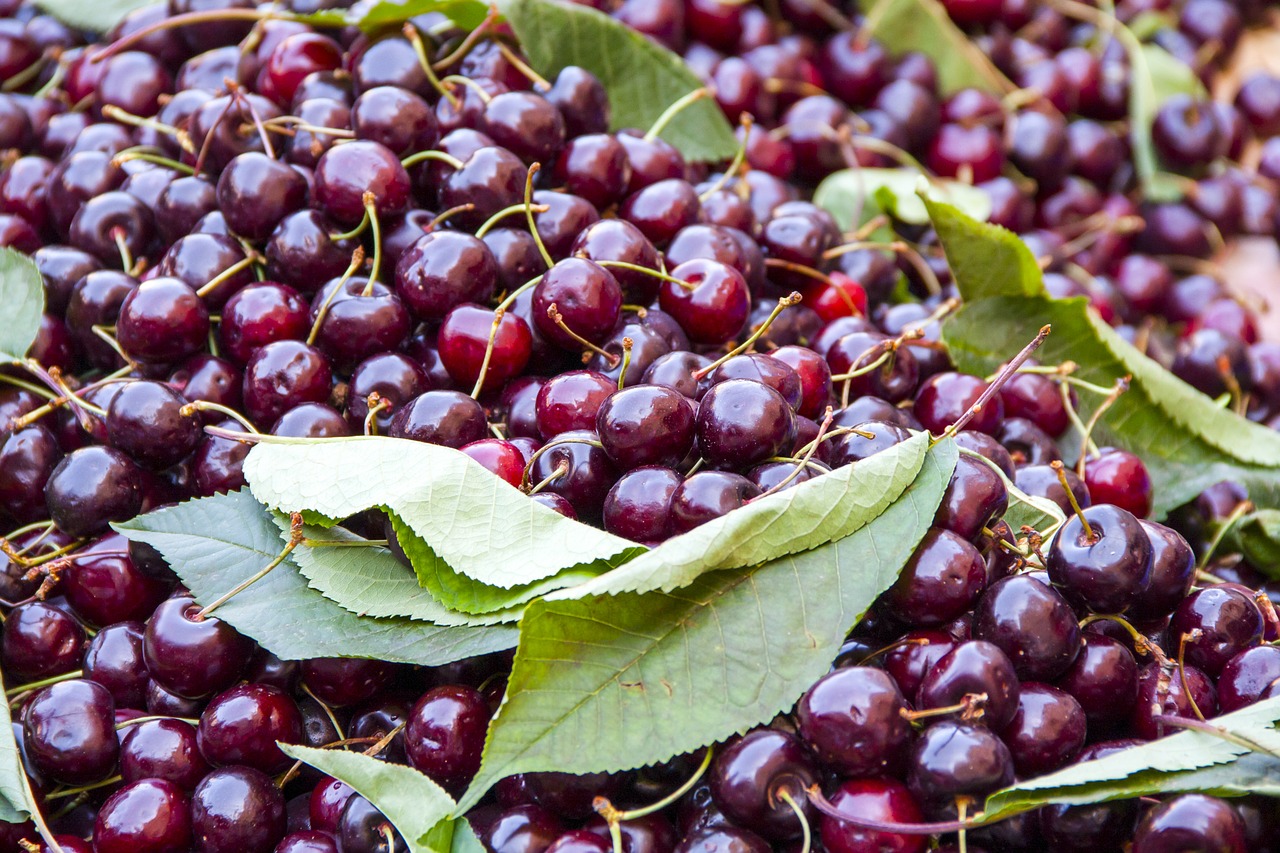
116, 277, 209, 366
83, 621, 148, 710
395, 231, 498, 323
880, 527, 987, 628
933, 455, 1008, 542
24, 678, 118, 785
267, 210, 361, 295
307, 276, 411, 373
908, 719, 1013, 821
527, 429, 617, 521
197, 683, 304, 774
143, 595, 253, 699
437, 304, 533, 395
0, 424, 62, 526
479, 804, 565, 853
62, 533, 168, 627
405, 685, 491, 797
917, 639, 1020, 730
597, 385, 696, 470
1, 601, 84, 683
119, 718, 210, 791
1083, 448, 1153, 518
312, 140, 411, 226
190, 766, 287, 853
1131, 661, 1217, 740
218, 281, 310, 366
1046, 504, 1152, 614
1057, 633, 1139, 729
437, 146, 527, 230
242, 341, 333, 427
927, 123, 1004, 184
708, 729, 816, 841
1169, 586, 1264, 678
1000, 683, 1086, 777
668, 471, 760, 533
602, 466, 682, 543
387, 390, 488, 449
106, 380, 201, 470
44, 445, 144, 538
660, 260, 751, 346
93, 778, 192, 853
796, 666, 910, 778
339, 795, 407, 853
817, 777, 926, 853
696, 379, 795, 471
620, 179, 703, 248
973, 574, 1081, 681
301, 657, 395, 708
1132, 794, 1246, 853
914, 372, 1003, 435
532, 258, 624, 351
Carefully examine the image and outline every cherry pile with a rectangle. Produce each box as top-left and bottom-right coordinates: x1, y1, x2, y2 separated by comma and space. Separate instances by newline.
1, 0, 1280, 850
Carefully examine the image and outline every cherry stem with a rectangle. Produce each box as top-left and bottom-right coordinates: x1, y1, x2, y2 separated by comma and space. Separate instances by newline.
546, 303, 614, 362
699, 113, 754, 202
856, 636, 930, 667
432, 7, 498, 72
1050, 459, 1096, 542
400, 148, 464, 170
645, 88, 711, 142
1078, 613, 1169, 666
496, 41, 550, 89
1151, 713, 1280, 761
110, 227, 134, 274
526, 460, 569, 496
427, 203, 476, 232
596, 748, 713, 825
363, 721, 406, 758
97, 8, 277, 60
5, 669, 82, 699
756, 408, 834, 500
363, 395, 390, 436
521, 435, 605, 491
307, 248, 365, 345
957, 447, 1062, 541
616, 338, 634, 390
493, 273, 546, 314
196, 254, 259, 298
475, 201, 550, 239
901, 692, 989, 725
1074, 376, 1130, 478
328, 207, 371, 242
1176, 630, 1208, 722
228, 81, 276, 159
45, 775, 122, 801
593, 259, 691, 289
191, 91, 238, 177
470, 307, 506, 400
805, 785, 999, 835
360, 193, 384, 292
180, 400, 259, 434
0, 373, 58, 401
523, 164, 555, 269
777, 790, 811, 853
1196, 499, 1254, 573
403, 22, 459, 108
763, 257, 832, 287
195, 513, 304, 620
943, 325, 1050, 438
695, 292, 803, 380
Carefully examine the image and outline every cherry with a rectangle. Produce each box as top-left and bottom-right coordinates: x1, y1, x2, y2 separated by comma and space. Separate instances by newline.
708, 729, 816, 841
216, 281, 308, 365
115, 277, 209, 366
44, 445, 144, 538
308, 276, 411, 373
933, 455, 1008, 543
1, 600, 84, 683
301, 657, 395, 708
276, 831, 340, 853
1000, 683, 1086, 777
93, 778, 192, 853
973, 574, 1081, 681
1046, 504, 1152, 614
1152, 95, 1221, 170
339, 795, 407, 853
1168, 586, 1264, 678
481, 91, 567, 165
120, 718, 210, 790
527, 430, 617, 521
674, 828, 769, 853
1128, 522, 1196, 622
927, 124, 1004, 184
310, 777, 356, 833
668, 471, 760, 533
553, 134, 632, 210
143, 595, 254, 700
83, 620, 148, 710
0, 423, 61, 524
263, 33, 344, 107
816, 777, 926, 853
1082, 448, 1153, 519
24, 678, 118, 785
437, 146, 527, 230
242, 340, 334, 427
659, 260, 751, 346
602, 466, 682, 543
192, 418, 252, 496
907, 720, 1013, 820
532, 258, 624, 351
62, 533, 168, 627
597, 385, 696, 470
880, 527, 987, 628
350, 34, 431, 97
479, 804, 565, 853
914, 372, 1003, 435
267, 210, 362, 295
344, 353, 428, 434
395, 231, 498, 322
546, 830, 611, 853
619, 179, 703, 248
197, 683, 304, 774
105, 380, 201, 470
695, 379, 795, 471
190, 766, 288, 853
796, 666, 910, 777
388, 390, 488, 449
705, 354, 803, 413
437, 304, 533, 395
1012, 463, 1090, 516
1132, 794, 1247, 853
1056, 633, 1139, 730
65, 269, 137, 370
822, 420, 913, 468
1130, 661, 1217, 740
917, 639, 1020, 730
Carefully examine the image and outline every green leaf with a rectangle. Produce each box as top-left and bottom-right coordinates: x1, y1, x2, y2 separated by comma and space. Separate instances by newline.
281, 517, 522, 624
243, 436, 644, 591
114, 492, 517, 666
0, 668, 37, 824
33, 0, 152, 32
279, 744, 457, 852
549, 432, 931, 600
981, 696, 1280, 821
857, 0, 1013, 95
0, 248, 44, 363
927, 199, 1280, 518
813, 168, 993, 233
496, 0, 737, 162
1224, 509, 1280, 579
389, 514, 607, 615
456, 438, 957, 813
1126, 32, 1207, 201
356, 0, 489, 32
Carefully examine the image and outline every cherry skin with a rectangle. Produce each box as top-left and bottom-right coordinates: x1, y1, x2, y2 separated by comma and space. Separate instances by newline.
527, 430, 618, 522
276, 831, 340, 853
24, 678, 118, 785
93, 778, 193, 853
242, 340, 334, 427
117, 277, 210, 365
387, 390, 488, 449
190, 766, 288, 853
1046, 504, 1153, 614
395, 231, 498, 323
352, 85, 438, 157
307, 276, 411, 373
405, 685, 492, 797
933, 454, 1008, 543
310, 777, 356, 834
696, 379, 796, 471
83, 620, 149, 710
1131, 661, 1218, 740
880, 527, 987, 628
660, 259, 751, 346
437, 304, 533, 395
1000, 683, 1086, 777
119, 718, 210, 791
602, 466, 682, 543
459, 441, 523, 488
817, 778, 926, 853
219, 281, 311, 366
668, 471, 761, 534
1132, 794, 1247, 853
197, 683, 304, 774
339, 795, 407, 853
216, 151, 309, 242
972, 574, 1081, 681
1168, 585, 1264, 678
907, 720, 1014, 820
709, 729, 817, 841
1083, 448, 1154, 518
105, 380, 202, 470
596, 385, 696, 470
437, 146, 527, 230
916, 639, 1021, 730
796, 666, 911, 777
914, 372, 1004, 435
536, 371, 617, 440
479, 804, 565, 853
61, 533, 168, 627
532, 258, 624, 351
44, 445, 144, 538
312, 140, 411, 227
1056, 634, 1139, 729
266, 210, 361, 295
143, 595, 254, 700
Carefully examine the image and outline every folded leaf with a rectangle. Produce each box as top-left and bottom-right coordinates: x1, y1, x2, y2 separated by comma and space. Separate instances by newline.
0, 669, 37, 825
927, 198, 1280, 517
551, 432, 930, 600
283, 518, 522, 624
279, 744, 457, 853
858, 0, 1013, 95
115, 492, 517, 666
497, 0, 737, 162
982, 696, 1280, 821
1224, 509, 1280, 579
456, 439, 957, 813
244, 436, 644, 590
814, 168, 992, 232
1128, 35, 1208, 202
0, 248, 43, 364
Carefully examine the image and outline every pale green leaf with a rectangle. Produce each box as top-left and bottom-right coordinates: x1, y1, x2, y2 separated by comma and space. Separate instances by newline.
857, 0, 1013, 95
114, 492, 517, 665
549, 431, 931, 599
0, 668, 36, 824
33, 0, 152, 31
496, 0, 737, 162
928, 199, 1280, 517
814, 168, 992, 232
244, 436, 643, 590
982, 696, 1280, 821
279, 744, 457, 852
1127, 33, 1207, 200
456, 439, 957, 813
0, 248, 44, 363
282, 517, 521, 624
